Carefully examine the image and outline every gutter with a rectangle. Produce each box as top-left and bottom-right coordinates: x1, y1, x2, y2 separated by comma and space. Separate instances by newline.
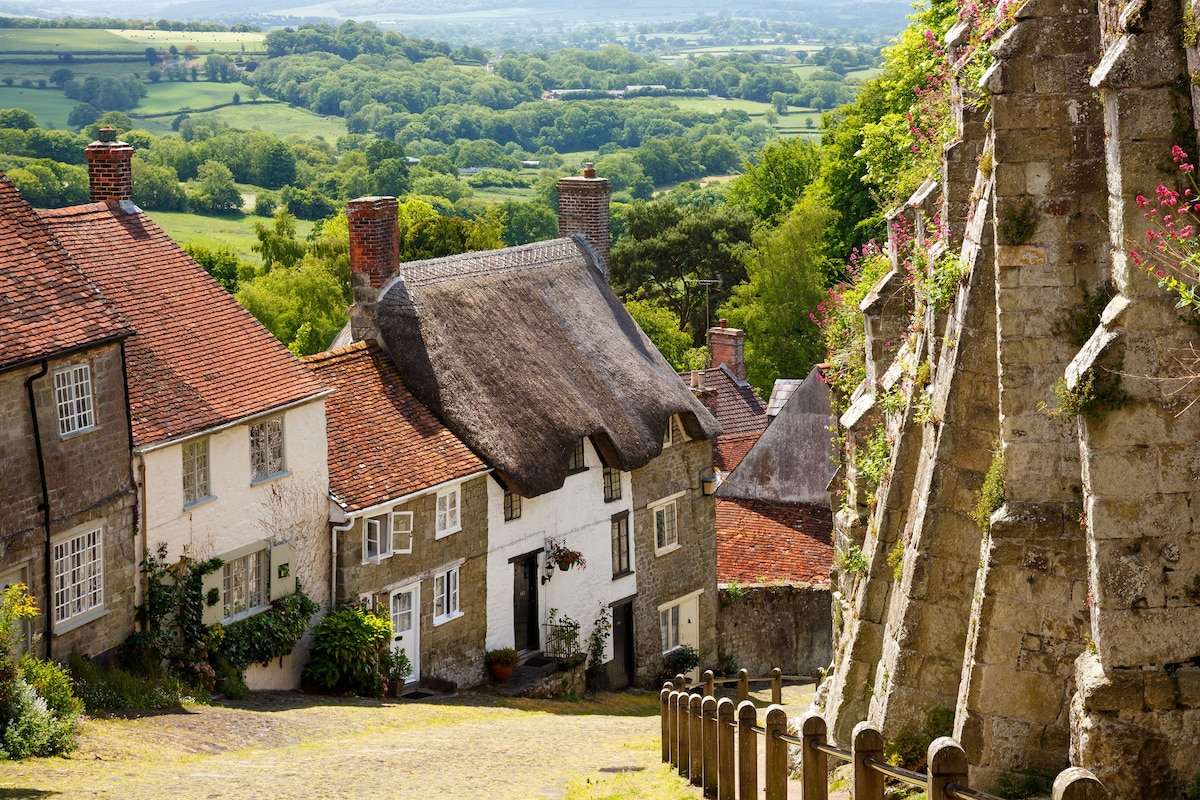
23, 359, 52, 658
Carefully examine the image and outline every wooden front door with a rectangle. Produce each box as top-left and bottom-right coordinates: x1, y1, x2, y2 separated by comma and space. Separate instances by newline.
513, 553, 539, 652
609, 599, 635, 690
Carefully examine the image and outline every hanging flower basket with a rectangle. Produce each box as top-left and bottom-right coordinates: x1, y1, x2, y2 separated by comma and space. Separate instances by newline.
547, 541, 586, 572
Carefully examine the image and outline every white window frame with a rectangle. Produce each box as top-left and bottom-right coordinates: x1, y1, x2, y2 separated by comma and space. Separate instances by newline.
249, 417, 285, 483
433, 566, 461, 625
435, 486, 461, 538
363, 510, 414, 562
52, 525, 104, 630
651, 491, 685, 555
662, 415, 675, 448
222, 546, 268, 621
53, 363, 96, 437
182, 438, 211, 507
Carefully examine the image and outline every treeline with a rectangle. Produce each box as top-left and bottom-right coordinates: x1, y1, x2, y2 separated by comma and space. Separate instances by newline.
0, 16, 259, 32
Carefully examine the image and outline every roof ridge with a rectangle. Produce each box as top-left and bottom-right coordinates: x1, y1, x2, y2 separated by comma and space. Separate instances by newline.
303, 340, 369, 362
389, 237, 585, 290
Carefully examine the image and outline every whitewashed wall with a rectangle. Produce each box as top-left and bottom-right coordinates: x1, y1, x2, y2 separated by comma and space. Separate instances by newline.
484, 439, 635, 664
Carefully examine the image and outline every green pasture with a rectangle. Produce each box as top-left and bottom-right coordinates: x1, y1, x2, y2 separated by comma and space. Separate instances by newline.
137, 81, 255, 114
0, 87, 78, 128
0, 58, 150, 85
133, 100, 348, 140
664, 95, 775, 116
0, 28, 144, 52
112, 29, 266, 54
146, 209, 315, 265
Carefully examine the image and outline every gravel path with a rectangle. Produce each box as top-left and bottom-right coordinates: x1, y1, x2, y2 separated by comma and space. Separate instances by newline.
0, 691, 665, 800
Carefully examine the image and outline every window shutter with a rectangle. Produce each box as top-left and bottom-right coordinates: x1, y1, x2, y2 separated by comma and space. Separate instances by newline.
270, 541, 297, 601
201, 567, 223, 626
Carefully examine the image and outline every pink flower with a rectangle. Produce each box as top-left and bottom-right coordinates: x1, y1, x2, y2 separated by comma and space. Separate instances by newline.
1181, 225, 1194, 239
1156, 270, 1165, 277
1136, 195, 1149, 208
1172, 145, 1189, 163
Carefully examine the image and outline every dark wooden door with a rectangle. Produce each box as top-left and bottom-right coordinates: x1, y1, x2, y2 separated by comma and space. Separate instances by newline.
513, 554, 539, 652
610, 600, 634, 689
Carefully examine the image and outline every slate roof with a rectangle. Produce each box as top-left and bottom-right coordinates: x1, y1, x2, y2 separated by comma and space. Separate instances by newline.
39, 202, 328, 446
716, 367, 835, 507
0, 174, 129, 372
715, 497, 832, 586
304, 342, 487, 512
374, 236, 722, 498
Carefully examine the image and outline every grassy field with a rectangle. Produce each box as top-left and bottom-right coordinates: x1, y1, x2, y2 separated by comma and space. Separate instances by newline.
0, 28, 145, 52
137, 81, 248, 114
113, 29, 266, 54
134, 99, 350, 140
146, 210, 316, 264
0, 87, 78, 128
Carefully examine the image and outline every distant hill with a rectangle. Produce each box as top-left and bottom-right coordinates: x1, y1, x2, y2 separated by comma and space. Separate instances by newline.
0, 0, 911, 33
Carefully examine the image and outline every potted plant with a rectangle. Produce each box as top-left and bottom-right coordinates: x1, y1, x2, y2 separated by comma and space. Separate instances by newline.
381, 648, 413, 696
484, 647, 520, 682
547, 540, 587, 572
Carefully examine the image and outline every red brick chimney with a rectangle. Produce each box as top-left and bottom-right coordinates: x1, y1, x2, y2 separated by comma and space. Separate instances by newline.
557, 163, 612, 279
346, 196, 399, 289
84, 127, 133, 203
708, 319, 747, 381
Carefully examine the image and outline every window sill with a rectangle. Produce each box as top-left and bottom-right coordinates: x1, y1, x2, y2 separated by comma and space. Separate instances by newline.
603, 496, 622, 503
433, 610, 464, 627
612, 570, 634, 581
183, 494, 216, 511
566, 466, 589, 475
655, 543, 682, 558
435, 525, 461, 540
221, 603, 271, 625
250, 469, 291, 487
59, 424, 99, 441
53, 606, 108, 636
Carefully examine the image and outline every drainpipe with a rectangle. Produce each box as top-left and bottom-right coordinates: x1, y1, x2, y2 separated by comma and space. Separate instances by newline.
23, 359, 51, 659
330, 507, 356, 608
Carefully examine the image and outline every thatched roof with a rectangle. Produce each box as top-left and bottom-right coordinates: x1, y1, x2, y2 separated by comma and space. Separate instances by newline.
717, 366, 835, 507
374, 235, 721, 498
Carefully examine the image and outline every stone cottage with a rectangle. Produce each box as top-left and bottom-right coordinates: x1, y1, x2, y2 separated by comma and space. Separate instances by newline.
0, 170, 138, 661
305, 341, 490, 690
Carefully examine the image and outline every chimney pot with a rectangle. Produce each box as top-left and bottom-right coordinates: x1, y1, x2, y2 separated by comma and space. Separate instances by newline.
582, 162, 596, 179
98, 126, 117, 142
719, 318, 728, 328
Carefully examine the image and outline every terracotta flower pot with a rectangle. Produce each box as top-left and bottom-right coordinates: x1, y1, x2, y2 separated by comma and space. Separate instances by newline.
489, 663, 515, 682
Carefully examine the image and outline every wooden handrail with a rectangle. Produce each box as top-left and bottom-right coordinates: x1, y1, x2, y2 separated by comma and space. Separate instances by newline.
661, 668, 1109, 800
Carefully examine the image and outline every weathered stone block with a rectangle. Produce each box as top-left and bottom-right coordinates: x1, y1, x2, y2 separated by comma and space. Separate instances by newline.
1177, 667, 1200, 707
1143, 670, 1177, 710
1082, 667, 1143, 711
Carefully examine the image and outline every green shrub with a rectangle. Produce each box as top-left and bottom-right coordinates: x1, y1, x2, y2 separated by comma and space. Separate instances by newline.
993, 768, 1055, 799
884, 707, 953, 772
887, 539, 905, 582
0, 680, 78, 760
661, 644, 700, 681
971, 445, 1005, 531
302, 604, 391, 697
67, 652, 189, 711
19, 655, 82, 719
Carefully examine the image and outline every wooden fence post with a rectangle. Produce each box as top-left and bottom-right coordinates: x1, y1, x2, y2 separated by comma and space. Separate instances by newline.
800, 712, 828, 800
1053, 768, 1108, 800
738, 668, 749, 703
704, 669, 715, 698
675, 674, 687, 691
927, 737, 968, 800
764, 705, 788, 800
669, 691, 680, 768
771, 667, 782, 704
717, 697, 735, 800
667, 690, 676, 762
737, 700, 758, 800
703, 696, 718, 798
678, 691, 690, 778
690, 693, 704, 787
852, 722, 885, 800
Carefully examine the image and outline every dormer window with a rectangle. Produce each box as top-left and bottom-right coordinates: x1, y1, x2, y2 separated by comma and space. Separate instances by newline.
566, 439, 586, 473
503, 490, 522, 521
663, 416, 675, 448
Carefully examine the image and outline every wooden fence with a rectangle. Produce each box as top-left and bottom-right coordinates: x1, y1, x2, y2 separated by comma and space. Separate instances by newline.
660, 670, 1108, 800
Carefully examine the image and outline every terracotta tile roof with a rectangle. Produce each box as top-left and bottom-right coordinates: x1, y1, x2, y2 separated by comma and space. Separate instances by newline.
0, 175, 129, 372
715, 431, 761, 473
38, 202, 328, 446
715, 497, 832, 587
304, 341, 487, 512
683, 366, 767, 436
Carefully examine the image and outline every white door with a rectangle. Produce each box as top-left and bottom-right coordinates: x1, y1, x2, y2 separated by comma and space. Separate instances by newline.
390, 584, 420, 684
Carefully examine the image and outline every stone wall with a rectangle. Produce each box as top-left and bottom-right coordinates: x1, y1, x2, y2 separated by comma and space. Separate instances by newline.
716, 584, 831, 678
820, 0, 1200, 794
630, 435, 717, 688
